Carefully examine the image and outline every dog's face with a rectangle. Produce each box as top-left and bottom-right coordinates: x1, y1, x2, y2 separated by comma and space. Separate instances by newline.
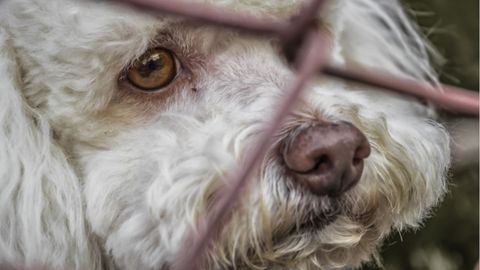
0, 0, 451, 269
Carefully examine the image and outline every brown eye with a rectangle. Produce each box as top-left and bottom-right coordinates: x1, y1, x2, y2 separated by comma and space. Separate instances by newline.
126, 48, 177, 91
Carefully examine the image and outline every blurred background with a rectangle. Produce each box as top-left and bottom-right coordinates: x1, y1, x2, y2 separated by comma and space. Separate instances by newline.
365, 0, 479, 269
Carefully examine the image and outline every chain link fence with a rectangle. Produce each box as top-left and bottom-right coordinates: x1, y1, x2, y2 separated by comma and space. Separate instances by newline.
110, 0, 480, 269
107, 0, 479, 269
3, 0, 478, 269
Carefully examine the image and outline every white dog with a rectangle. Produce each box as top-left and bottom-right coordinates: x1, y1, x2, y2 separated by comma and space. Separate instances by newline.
0, 0, 450, 269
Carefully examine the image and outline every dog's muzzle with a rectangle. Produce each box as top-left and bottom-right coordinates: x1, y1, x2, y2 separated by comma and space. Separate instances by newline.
281, 121, 371, 196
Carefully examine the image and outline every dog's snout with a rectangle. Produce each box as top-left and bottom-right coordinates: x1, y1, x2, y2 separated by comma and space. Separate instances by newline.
282, 121, 371, 196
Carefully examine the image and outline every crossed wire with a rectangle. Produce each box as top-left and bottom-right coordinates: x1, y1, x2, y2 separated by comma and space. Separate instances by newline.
108, 0, 480, 269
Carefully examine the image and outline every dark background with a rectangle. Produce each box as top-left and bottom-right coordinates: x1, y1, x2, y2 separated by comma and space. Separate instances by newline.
365, 0, 479, 269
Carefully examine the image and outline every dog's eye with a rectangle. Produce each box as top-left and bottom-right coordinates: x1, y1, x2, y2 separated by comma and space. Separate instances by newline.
126, 48, 177, 91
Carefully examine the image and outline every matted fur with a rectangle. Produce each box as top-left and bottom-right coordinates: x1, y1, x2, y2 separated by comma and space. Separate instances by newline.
0, 0, 450, 269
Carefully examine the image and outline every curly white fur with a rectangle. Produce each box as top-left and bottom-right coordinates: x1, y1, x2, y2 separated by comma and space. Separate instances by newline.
0, 0, 450, 269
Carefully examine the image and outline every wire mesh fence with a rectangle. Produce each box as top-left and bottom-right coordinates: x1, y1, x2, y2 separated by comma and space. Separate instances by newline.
4, 0, 480, 269
106, 0, 480, 269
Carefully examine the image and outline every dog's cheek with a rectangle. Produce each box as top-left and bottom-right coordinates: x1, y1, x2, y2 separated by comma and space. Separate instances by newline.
81, 150, 155, 238
384, 118, 450, 228
80, 147, 184, 269
356, 116, 450, 230
79, 120, 246, 268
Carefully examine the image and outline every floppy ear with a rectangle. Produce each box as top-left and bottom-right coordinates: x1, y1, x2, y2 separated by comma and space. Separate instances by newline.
0, 27, 101, 268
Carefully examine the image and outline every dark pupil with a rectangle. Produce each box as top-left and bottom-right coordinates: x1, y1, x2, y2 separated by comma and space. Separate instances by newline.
138, 57, 165, 78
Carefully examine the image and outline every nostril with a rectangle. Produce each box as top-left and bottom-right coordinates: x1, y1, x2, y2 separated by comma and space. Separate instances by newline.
312, 154, 331, 174
352, 157, 362, 166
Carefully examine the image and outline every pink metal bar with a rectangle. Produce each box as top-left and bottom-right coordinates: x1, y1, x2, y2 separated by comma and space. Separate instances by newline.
172, 31, 330, 270
278, 0, 326, 62
323, 66, 480, 116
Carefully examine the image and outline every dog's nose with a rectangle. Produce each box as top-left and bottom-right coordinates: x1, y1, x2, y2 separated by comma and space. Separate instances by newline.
282, 121, 371, 196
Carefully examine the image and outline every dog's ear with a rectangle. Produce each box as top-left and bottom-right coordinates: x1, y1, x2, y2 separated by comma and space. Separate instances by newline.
0, 28, 101, 268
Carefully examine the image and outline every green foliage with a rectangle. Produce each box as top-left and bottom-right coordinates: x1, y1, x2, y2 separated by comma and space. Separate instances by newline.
406, 0, 479, 91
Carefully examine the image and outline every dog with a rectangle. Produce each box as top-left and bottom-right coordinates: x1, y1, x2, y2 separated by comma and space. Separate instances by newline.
0, 0, 451, 269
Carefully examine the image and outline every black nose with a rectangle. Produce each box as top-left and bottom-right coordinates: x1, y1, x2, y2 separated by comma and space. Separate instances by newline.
282, 121, 371, 196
